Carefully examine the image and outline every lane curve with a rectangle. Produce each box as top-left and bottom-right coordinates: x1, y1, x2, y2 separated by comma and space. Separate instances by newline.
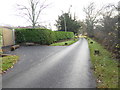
3, 38, 96, 88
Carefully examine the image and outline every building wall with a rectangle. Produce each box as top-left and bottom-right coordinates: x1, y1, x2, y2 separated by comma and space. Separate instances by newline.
2, 28, 14, 46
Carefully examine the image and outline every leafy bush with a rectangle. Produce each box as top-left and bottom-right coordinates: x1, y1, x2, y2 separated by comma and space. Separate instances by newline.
54, 31, 74, 41
15, 28, 74, 45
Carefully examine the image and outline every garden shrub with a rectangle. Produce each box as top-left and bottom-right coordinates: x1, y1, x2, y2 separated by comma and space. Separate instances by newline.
15, 28, 74, 45
54, 31, 74, 41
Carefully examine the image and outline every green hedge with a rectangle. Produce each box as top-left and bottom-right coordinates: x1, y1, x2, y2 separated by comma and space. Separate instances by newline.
54, 31, 74, 41
15, 28, 74, 45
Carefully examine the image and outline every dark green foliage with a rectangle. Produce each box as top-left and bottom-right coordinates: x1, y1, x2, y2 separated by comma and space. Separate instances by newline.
15, 28, 74, 45
56, 13, 81, 34
54, 31, 74, 41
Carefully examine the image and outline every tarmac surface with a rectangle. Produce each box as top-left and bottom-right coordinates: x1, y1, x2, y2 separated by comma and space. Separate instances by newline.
2, 38, 96, 88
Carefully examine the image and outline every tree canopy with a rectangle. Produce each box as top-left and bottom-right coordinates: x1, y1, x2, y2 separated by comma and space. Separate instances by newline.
56, 12, 81, 34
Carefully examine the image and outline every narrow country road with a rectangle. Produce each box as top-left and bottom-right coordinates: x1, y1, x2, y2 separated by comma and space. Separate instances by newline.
2, 38, 96, 88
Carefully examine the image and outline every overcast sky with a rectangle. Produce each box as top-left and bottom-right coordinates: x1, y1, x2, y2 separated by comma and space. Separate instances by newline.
0, 0, 119, 30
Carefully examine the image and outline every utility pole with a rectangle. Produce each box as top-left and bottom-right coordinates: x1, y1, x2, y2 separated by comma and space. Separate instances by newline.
63, 14, 67, 32
61, 5, 72, 32
62, 11, 67, 32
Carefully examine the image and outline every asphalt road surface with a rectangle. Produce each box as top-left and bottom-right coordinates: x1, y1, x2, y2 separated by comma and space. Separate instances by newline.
2, 38, 96, 88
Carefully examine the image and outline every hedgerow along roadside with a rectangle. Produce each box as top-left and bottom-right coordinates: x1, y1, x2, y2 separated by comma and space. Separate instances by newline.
15, 28, 74, 45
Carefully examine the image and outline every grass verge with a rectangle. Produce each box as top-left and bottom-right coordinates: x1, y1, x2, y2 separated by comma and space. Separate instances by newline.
50, 39, 78, 46
88, 38, 118, 88
0, 55, 19, 74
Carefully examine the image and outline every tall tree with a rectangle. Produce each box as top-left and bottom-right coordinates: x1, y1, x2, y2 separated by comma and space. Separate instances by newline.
93, 3, 119, 58
56, 12, 81, 34
83, 2, 103, 37
79, 21, 87, 35
17, 0, 49, 28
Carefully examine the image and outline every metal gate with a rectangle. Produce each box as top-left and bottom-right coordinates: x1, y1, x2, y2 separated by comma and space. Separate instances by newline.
1, 28, 15, 47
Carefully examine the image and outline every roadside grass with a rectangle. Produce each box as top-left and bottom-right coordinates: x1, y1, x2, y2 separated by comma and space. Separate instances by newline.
88, 38, 118, 88
50, 39, 78, 46
0, 55, 19, 73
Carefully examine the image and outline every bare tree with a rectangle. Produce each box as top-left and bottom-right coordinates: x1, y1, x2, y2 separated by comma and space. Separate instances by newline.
78, 21, 87, 35
93, 3, 119, 58
83, 2, 103, 37
17, 0, 49, 28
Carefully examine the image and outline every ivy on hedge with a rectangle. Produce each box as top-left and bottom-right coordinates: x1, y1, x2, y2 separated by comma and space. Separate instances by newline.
15, 28, 74, 45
